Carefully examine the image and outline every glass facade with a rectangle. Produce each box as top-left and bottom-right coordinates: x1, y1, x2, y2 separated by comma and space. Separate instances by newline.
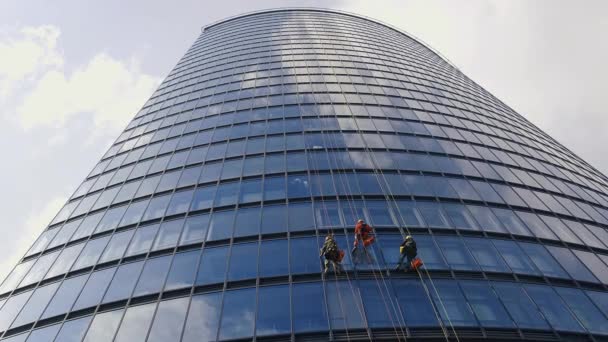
2, 8, 608, 341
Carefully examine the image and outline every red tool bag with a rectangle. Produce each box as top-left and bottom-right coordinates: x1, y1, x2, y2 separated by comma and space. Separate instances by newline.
337, 250, 345, 262
410, 258, 423, 270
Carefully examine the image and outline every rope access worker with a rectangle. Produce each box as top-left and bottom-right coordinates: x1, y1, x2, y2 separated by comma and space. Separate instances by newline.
396, 235, 419, 272
352, 219, 375, 263
320, 234, 344, 274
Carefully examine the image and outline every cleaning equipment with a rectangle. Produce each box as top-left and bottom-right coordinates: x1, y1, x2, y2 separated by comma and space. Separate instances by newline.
411, 257, 424, 270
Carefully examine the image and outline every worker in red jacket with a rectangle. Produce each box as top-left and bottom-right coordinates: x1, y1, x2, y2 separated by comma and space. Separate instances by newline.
354, 219, 375, 247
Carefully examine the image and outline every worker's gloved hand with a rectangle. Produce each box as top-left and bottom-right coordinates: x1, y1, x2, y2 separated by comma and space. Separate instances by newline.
353, 239, 358, 247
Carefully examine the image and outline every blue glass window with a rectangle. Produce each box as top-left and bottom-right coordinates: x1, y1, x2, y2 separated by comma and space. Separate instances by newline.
233, 206, 260, 238
82, 309, 124, 341
199, 162, 222, 183
492, 208, 531, 237
460, 281, 514, 328
72, 267, 115, 311
147, 297, 190, 342
142, 194, 171, 221
165, 189, 194, 216
292, 282, 328, 333
393, 279, 439, 328
442, 204, 479, 230
467, 206, 507, 234
516, 212, 557, 240
491, 239, 539, 275
207, 210, 234, 241
243, 156, 264, 176
572, 250, 608, 284
360, 280, 400, 328
195, 246, 228, 285
214, 182, 239, 207
45, 243, 84, 279
113, 303, 156, 342
164, 250, 199, 291
102, 261, 144, 303
259, 239, 288, 277
261, 204, 287, 234
520, 243, 568, 278
0, 290, 32, 332
256, 285, 291, 336
54, 316, 92, 342
435, 236, 479, 271
239, 178, 262, 203
227, 242, 258, 281
315, 200, 343, 227
326, 282, 366, 329
412, 235, 448, 270
430, 280, 477, 326
12, 282, 60, 328
72, 236, 110, 270
99, 229, 135, 263
264, 176, 286, 201
190, 185, 216, 211
394, 201, 424, 227
464, 237, 509, 272
178, 167, 202, 188
524, 284, 584, 332
20, 251, 59, 287
416, 202, 449, 228
547, 246, 597, 283
219, 288, 256, 340
95, 205, 128, 233
290, 237, 321, 274
492, 282, 549, 329
153, 218, 184, 251
220, 158, 243, 180
182, 292, 222, 342
155, 170, 181, 192
125, 223, 159, 257
133, 255, 172, 296
26, 323, 61, 342
287, 175, 310, 198
288, 202, 315, 232
556, 287, 608, 334
41, 274, 87, 319
179, 214, 209, 245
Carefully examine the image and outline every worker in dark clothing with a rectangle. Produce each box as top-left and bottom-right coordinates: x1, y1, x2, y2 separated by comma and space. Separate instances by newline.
320, 234, 344, 274
396, 235, 417, 272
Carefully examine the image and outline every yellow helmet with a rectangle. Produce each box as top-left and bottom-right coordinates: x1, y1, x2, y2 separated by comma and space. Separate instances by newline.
405, 235, 412, 241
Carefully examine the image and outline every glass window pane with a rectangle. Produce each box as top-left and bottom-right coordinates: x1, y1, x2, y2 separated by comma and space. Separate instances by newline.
12, 282, 60, 328
256, 285, 291, 336
292, 282, 328, 333
435, 236, 479, 271
99, 229, 135, 263
259, 239, 288, 277
234, 207, 261, 238
179, 214, 209, 246
556, 287, 608, 335
524, 284, 584, 332
492, 282, 549, 330
152, 218, 184, 251
227, 243, 258, 281
326, 281, 366, 329
125, 223, 159, 257
72, 236, 111, 270
113, 303, 156, 342
239, 179, 262, 203
82, 309, 124, 342
165, 189, 194, 216
54, 316, 92, 342
207, 210, 234, 241
73, 267, 116, 311
45, 243, 85, 279
520, 243, 568, 279
133, 255, 172, 296
42, 274, 88, 319
26, 324, 60, 342
195, 246, 228, 285
0, 290, 33, 331
547, 246, 598, 283
460, 281, 513, 328
360, 280, 400, 328
147, 297, 190, 342
465, 237, 510, 273
492, 239, 540, 275
394, 279, 440, 327
290, 237, 321, 274
429, 280, 477, 326
182, 293, 222, 342
190, 185, 216, 211
102, 261, 144, 303
164, 250, 199, 291
261, 205, 287, 234
219, 288, 256, 340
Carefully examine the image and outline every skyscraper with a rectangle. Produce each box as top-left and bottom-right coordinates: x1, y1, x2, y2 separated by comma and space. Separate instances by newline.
2, 7, 608, 341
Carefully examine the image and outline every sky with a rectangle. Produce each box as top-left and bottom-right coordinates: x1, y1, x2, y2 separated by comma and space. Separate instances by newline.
0, 0, 606, 281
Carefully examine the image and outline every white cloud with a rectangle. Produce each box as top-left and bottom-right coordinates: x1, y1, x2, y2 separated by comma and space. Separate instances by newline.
0, 25, 63, 99
0, 195, 66, 282
17, 53, 160, 130
0, 25, 162, 282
